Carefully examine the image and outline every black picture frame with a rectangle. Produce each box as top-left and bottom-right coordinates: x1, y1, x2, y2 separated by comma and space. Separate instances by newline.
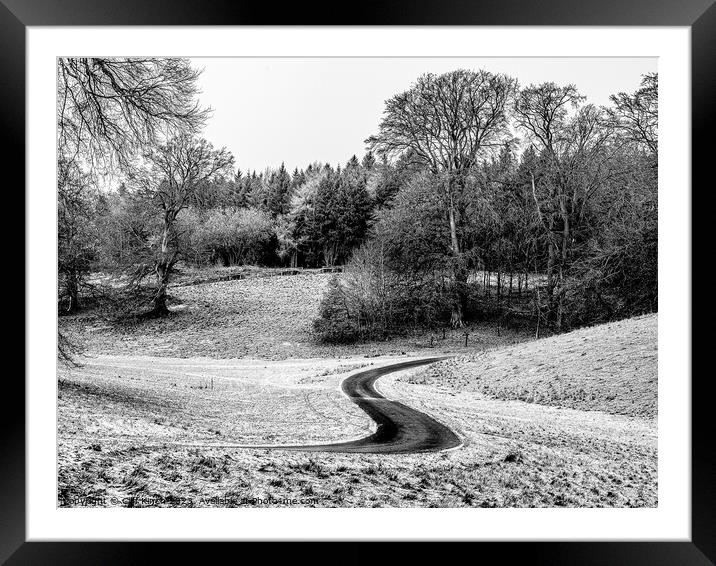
5, 1, 711, 563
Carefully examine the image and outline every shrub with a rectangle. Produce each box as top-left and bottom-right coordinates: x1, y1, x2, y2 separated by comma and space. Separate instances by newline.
313, 236, 452, 343
192, 208, 278, 266
313, 276, 362, 343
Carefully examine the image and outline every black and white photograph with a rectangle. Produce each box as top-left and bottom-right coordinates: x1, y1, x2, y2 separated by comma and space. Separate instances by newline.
56, 55, 659, 509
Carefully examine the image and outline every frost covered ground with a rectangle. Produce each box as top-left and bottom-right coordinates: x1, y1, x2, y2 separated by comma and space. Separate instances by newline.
58, 273, 657, 508
401, 315, 657, 418
62, 272, 532, 359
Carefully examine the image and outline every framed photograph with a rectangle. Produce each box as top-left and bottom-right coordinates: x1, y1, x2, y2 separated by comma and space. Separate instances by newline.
8, 0, 712, 562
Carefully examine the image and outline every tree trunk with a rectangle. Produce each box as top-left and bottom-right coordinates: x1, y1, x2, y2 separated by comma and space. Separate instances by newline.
448, 198, 466, 327
534, 260, 542, 339
546, 241, 557, 326
554, 264, 566, 331
499, 267, 504, 303
64, 270, 80, 313
149, 222, 173, 316
450, 263, 467, 327
554, 191, 572, 331
151, 262, 171, 316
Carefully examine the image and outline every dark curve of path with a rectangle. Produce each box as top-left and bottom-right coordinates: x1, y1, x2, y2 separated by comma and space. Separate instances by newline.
282, 357, 462, 454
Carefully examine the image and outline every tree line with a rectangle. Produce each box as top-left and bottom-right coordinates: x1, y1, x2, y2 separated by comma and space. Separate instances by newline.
316, 70, 657, 339
58, 58, 657, 343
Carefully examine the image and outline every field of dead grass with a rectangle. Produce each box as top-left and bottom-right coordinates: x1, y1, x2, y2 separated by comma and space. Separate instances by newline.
57, 270, 656, 508
402, 314, 657, 418
60, 271, 532, 360
58, 324, 656, 508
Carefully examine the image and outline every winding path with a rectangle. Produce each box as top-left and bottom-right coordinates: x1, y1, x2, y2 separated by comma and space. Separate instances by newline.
280, 357, 462, 454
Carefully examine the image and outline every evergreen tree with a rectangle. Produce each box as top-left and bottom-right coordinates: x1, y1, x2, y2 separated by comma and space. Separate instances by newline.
266, 162, 293, 216
361, 151, 376, 170
291, 167, 306, 190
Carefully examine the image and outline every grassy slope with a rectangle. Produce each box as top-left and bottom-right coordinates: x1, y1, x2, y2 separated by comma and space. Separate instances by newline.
61, 271, 531, 360
373, 315, 657, 507
58, 316, 657, 508
58, 357, 377, 447
400, 314, 657, 418
58, 269, 656, 508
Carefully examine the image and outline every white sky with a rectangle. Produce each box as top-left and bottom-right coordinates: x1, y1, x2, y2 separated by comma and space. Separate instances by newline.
190, 57, 656, 173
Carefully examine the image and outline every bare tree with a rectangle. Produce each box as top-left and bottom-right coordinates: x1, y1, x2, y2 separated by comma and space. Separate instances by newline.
131, 134, 234, 316
608, 73, 658, 155
58, 159, 97, 313
57, 57, 209, 171
57, 57, 210, 362
367, 69, 516, 326
514, 83, 614, 330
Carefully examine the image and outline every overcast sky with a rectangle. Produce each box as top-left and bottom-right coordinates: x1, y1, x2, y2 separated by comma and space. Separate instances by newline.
190, 57, 656, 173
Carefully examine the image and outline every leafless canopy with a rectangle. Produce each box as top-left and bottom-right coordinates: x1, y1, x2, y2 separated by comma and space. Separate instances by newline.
134, 134, 235, 219
513, 83, 584, 154
57, 57, 210, 170
514, 83, 614, 189
608, 73, 658, 154
366, 69, 517, 176
127, 134, 234, 314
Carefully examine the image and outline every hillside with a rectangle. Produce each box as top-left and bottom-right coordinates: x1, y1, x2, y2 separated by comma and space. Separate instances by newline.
61, 271, 532, 360
59, 315, 657, 508
398, 314, 657, 418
